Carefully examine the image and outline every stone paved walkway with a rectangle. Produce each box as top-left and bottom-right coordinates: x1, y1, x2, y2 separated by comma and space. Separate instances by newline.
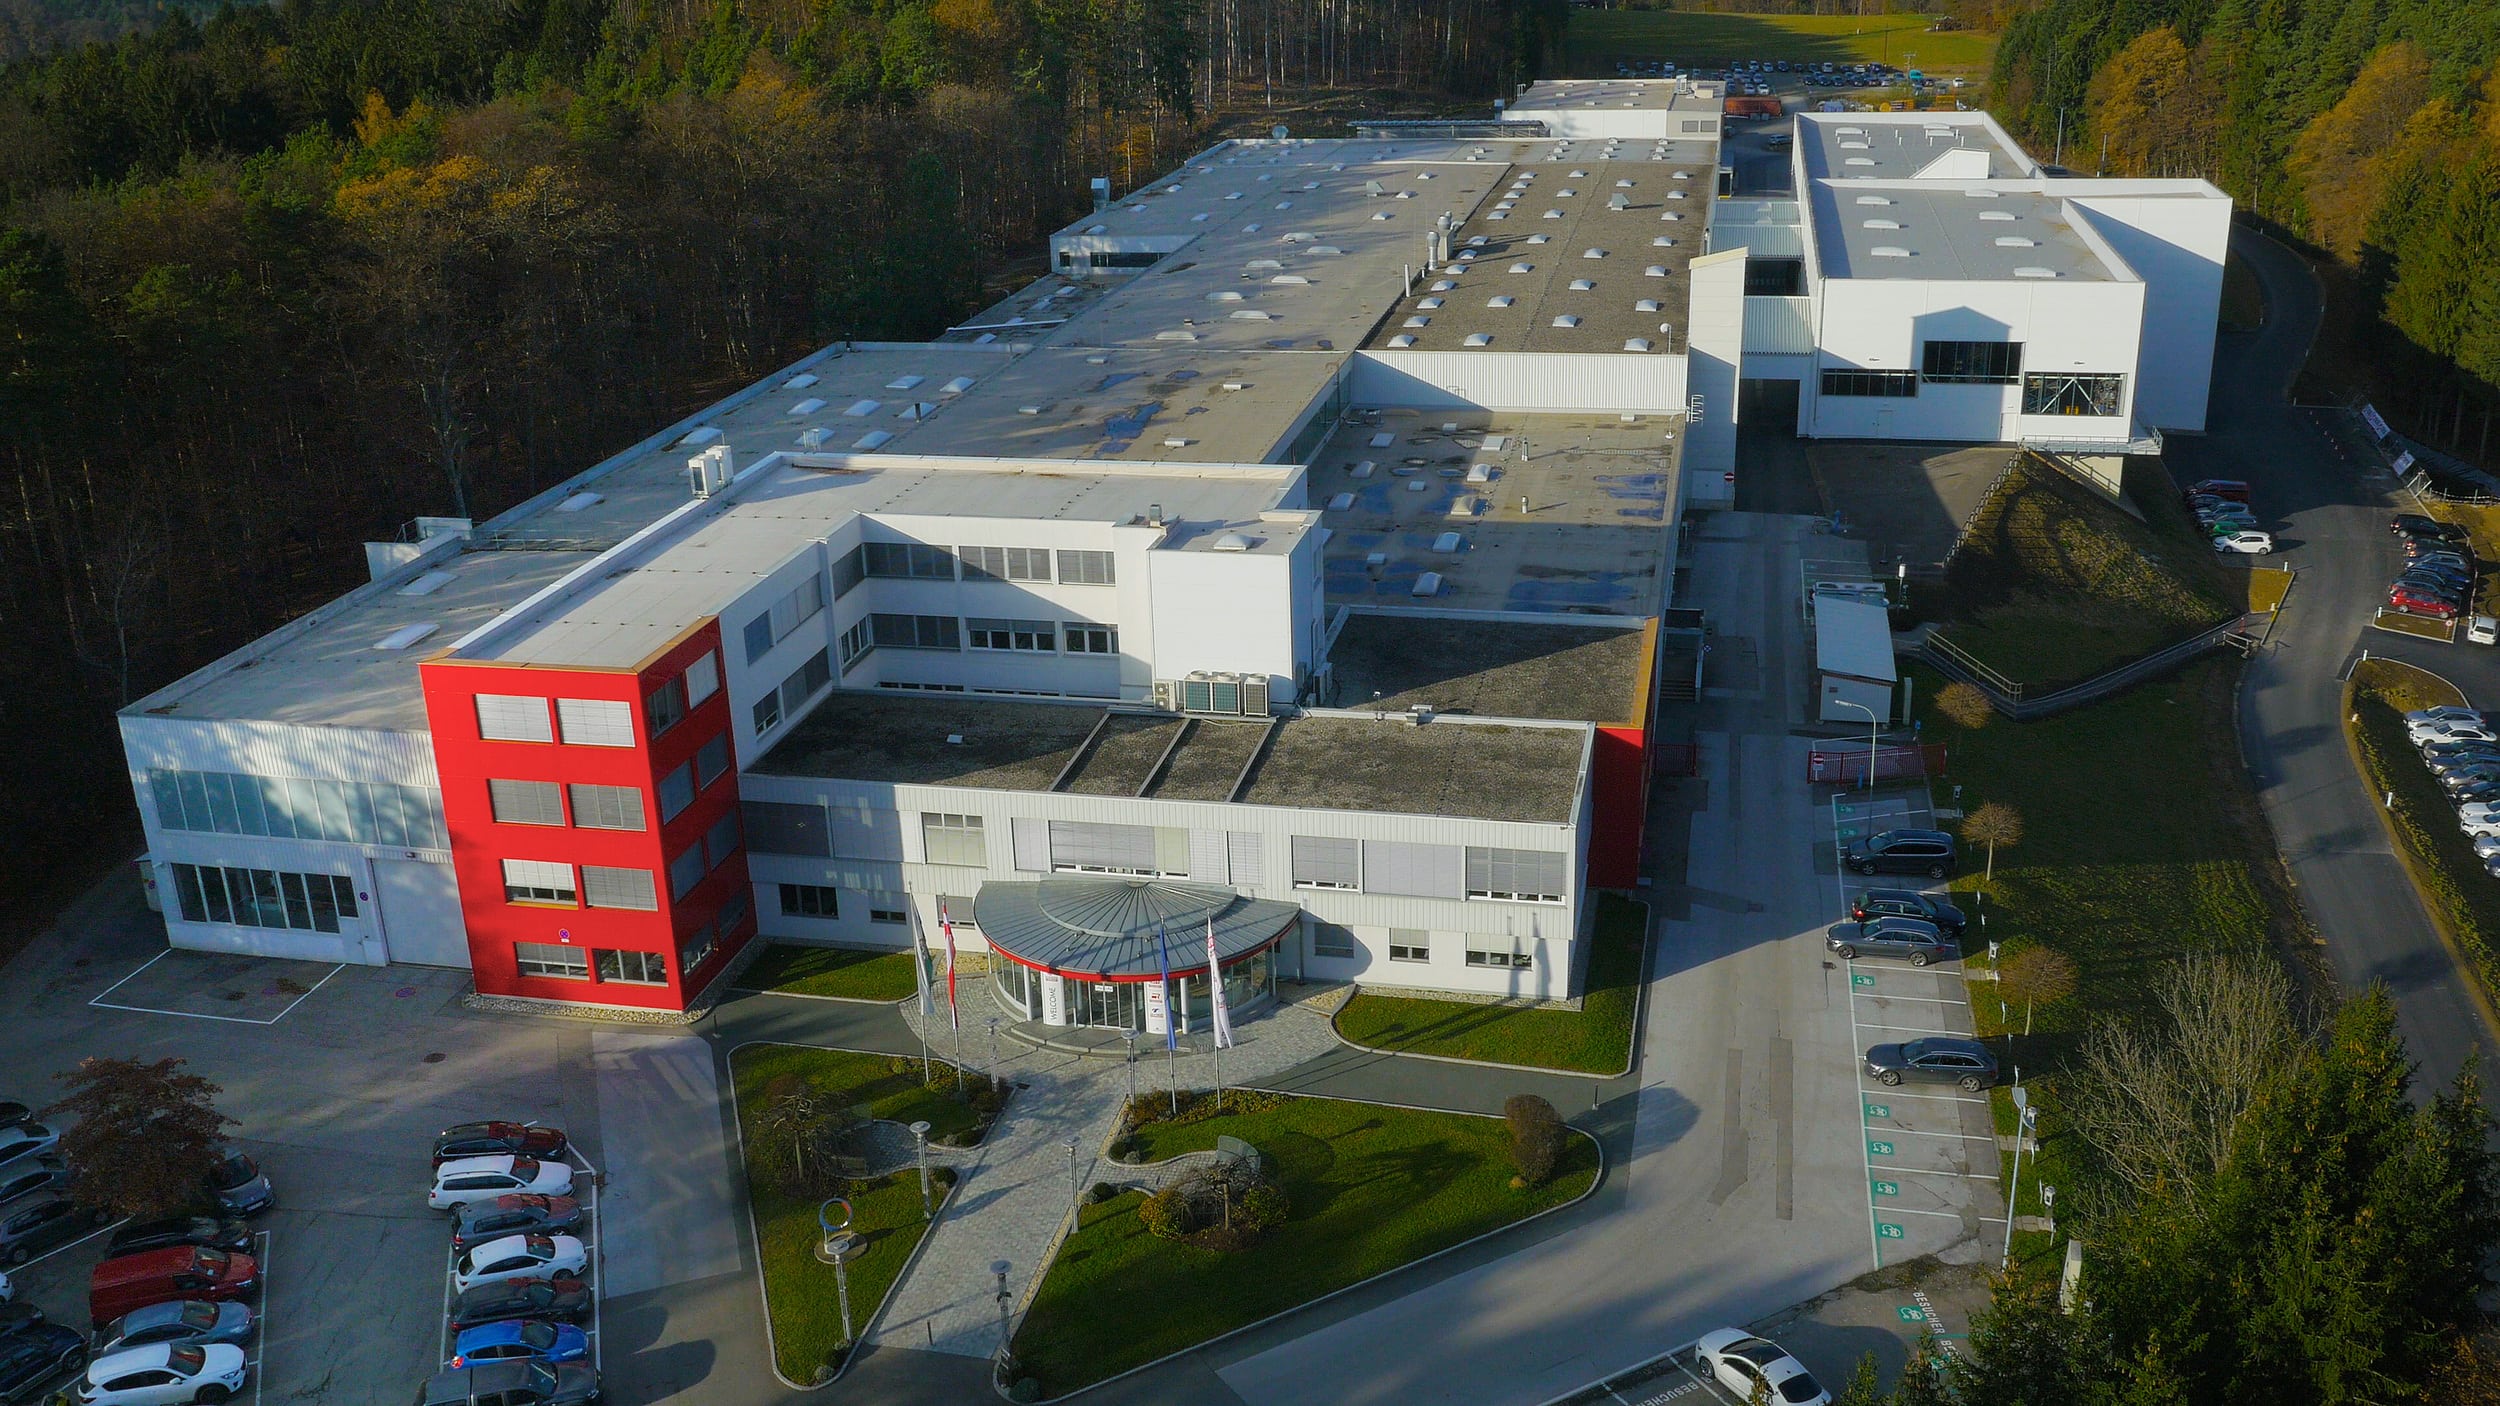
868, 973, 1351, 1359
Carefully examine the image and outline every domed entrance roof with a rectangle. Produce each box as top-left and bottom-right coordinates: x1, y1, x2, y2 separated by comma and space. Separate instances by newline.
973, 878, 1299, 982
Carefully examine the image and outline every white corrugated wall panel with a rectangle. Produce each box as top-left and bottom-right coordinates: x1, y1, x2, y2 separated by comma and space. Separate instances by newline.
120, 717, 440, 788
1743, 296, 1815, 355
1189, 830, 1231, 884
1347, 351, 1687, 415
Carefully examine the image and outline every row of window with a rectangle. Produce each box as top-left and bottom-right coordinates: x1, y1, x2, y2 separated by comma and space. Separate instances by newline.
1289, 835, 1568, 904
768, 883, 923, 925
1819, 366, 2130, 416
499, 810, 738, 911
752, 649, 832, 734
488, 780, 647, 831
645, 653, 721, 738
1308, 922, 1536, 969
838, 616, 1119, 671
169, 863, 359, 934
742, 577, 829, 666
515, 942, 668, 984
1920, 339, 2023, 384
837, 543, 1117, 593
150, 769, 449, 851
476, 695, 635, 746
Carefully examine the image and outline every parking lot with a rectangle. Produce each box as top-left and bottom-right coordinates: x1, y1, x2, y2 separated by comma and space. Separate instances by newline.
1827, 790, 2005, 1268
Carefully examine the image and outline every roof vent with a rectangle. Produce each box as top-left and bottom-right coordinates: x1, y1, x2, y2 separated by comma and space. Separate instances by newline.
1863, 219, 1901, 229
782, 373, 819, 389
1388, 334, 1418, 348
853, 430, 896, 449
1856, 195, 1893, 206
1487, 295, 1516, 307
1645, 265, 1668, 277
844, 400, 881, 416
374, 622, 439, 651
1623, 337, 1654, 353
1553, 314, 1582, 328
787, 397, 824, 416
941, 377, 975, 395
1419, 297, 1445, 309
1569, 279, 1595, 291
1527, 234, 1551, 245
1635, 298, 1662, 313
1994, 236, 2038, 247
396, 570, 454, 598
1212, 532, 1255, 552
556, 491, 604, 512
1583, 248, 1608, 259
675, 426, 721, 447
1871, 245, 1912, 258
886, 376, 925, 390
1463, 333, 1493, 347
1979, 210, 2017, 222
2013, 266, 2058, 279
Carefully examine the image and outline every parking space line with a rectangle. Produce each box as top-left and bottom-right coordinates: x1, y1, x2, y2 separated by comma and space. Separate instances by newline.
1871, 1127, 2000, 1141
263, 964, 345, 1023
1887, 1205, 2010, 1222
86, 949, 169, 1005
87, 999, 285, 1026
1849, 992, 1969, 1005
1853, 1020, 1974, 1036
1670, 1354, 1738, 1405
250, 1229, 269, 1406
1871, 1164, 2001, 1181
1857, 1086, 1991, 1105
8, 1215, 123, 1272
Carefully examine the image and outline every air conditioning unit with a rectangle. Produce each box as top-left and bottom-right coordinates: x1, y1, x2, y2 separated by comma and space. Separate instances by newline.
1166, 673, 1273, 718
1152, 681, 1179, 711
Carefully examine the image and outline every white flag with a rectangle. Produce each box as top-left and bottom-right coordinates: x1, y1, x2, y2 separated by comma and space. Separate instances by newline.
1206, 918, 1234, 1050
908, 905, 934, 1022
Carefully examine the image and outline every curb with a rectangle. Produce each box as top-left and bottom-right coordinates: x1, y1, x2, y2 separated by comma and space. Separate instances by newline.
724, 1038, 990, 1391
1323, 896, 1653, 1083
731, 986, 914, 1007
995, 1090, 1608, 1403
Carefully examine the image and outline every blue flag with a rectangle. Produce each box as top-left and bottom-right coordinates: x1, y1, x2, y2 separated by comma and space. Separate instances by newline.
1156, 923, 1178, 1053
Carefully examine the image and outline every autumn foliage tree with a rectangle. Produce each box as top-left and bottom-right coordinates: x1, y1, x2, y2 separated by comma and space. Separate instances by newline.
2289, 42, 2434, 262
45, 1057, 234, 1219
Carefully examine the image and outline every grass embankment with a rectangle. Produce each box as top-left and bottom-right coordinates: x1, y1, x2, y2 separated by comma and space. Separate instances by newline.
2345, 660, 2500, 1005
737, 943, 920, 1001
1013, 1095, 1597, 1396
1907, 657, 2281, 1267
1930, 457, 2242, 690
1566, 10, 1997, 74
1332, 893, 1648, 1073
730, 1044, 987, 1382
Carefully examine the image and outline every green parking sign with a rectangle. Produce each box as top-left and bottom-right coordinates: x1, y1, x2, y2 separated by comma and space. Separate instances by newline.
1852, 973, 1876, 988
1877, 1222, 1906, 1240
1897, 1305, 1925, 1322
1872, 1180, 1899, 1196
1864, 1102, 1890, 1118
1868, 1139, 1896, 1156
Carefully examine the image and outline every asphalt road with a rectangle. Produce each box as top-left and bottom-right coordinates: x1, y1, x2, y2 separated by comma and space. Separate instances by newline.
2188, 224, 2500, 1097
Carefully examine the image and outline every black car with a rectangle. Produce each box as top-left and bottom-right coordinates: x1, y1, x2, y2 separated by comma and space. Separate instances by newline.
0, 1196, 105, 1267
419, 1359, 601, 1406
433, 1123, 569, 1168
452, 1195, 585, 1255
1865, 1036, 2000, 1091
1828, 916, 1959, 966
105, 1216, 252, 1259
0, 1160, 63, 1212
0, 1105, 26, 1132
450, 1275, 592, 1330
1848, 888, 1966, 935
1843, 828, 1957, 878
0, 1323, 82, 1401
0, 1303, 41, 1340
2394, 513, 2468, 541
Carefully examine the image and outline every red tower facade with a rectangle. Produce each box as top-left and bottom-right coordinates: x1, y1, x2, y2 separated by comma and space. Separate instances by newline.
418, 622, 754, 1012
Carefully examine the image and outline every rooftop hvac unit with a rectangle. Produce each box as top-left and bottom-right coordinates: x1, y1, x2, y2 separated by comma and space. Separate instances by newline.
686, 445, 734, 499
1168, 672, 1271, 718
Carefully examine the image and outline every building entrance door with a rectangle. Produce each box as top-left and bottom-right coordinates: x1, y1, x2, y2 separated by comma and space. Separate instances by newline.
1082, 981, 1139, 1031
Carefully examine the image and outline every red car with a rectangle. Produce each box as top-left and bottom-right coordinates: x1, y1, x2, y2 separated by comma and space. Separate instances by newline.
2389, 588, 2460, 619
431, 1122, 568, 1167
2185, 478, 2250, 503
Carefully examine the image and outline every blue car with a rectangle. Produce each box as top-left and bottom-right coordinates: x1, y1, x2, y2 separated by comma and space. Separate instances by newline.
448, 1318, 590, 1370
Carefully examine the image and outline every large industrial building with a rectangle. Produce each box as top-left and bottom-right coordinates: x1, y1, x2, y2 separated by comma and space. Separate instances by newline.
117, 80, 2228, 1028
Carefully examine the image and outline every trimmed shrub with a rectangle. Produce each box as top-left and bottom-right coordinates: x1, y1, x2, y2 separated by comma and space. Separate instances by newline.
1504, 1094, 1564, 1187
1086, 1181, 1120, 1205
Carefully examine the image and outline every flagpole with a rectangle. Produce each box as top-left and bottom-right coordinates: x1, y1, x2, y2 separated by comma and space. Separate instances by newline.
909, 908, 934, 1086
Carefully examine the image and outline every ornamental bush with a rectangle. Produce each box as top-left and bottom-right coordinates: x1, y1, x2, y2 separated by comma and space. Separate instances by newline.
1504, 1093, 1564, 1186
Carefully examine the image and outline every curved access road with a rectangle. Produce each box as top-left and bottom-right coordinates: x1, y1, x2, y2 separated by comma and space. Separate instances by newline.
2183, 225, 2499, 1094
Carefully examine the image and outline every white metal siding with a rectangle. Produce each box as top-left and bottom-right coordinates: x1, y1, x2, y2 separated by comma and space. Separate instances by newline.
1743, 296, 1815, 355
829, 799, 904, 861
1347, 351, 1688, 416
1226, 832, 1265, 887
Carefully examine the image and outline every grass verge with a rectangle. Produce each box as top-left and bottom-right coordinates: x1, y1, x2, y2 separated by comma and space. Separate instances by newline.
737, 943, 920, 1001
1011, 1095, 1597, 1397
1906, 657, 2282, 1269
1565, 10, 1997, 73
730, 1044, 988, 1382
1331, 893, 1647, 1073
2344, 662, 2500, 1007
1930, 456, 2241, 689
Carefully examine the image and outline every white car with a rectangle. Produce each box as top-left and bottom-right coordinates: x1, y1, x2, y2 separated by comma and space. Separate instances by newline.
452, 1232, 586, 1293
0, 1123, 58, 1170
428, 1155, 572, 1212
2413, 720, 2500, 747
1695, 1328, 1831, 1406
2474, 835, 2500, 859
2473, 616, 2499, 646
79, 1343, 248, 1405
2464, 814, 2500, 840
2410, 705, 2488, 726
2458, 802, 2500, 825
2212, 530, 2273, 555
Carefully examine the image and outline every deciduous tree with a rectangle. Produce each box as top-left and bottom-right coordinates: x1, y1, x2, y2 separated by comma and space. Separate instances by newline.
1961, 802, 2023, 886
2289, 41, 2433, 262
44, 1056, 234, 1219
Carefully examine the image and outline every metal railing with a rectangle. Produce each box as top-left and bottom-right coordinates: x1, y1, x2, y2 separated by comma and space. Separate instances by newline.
1918, 614, 2256, 719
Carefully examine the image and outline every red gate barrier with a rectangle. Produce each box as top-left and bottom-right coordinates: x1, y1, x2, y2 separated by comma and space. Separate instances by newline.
1806, 743, 1945, 785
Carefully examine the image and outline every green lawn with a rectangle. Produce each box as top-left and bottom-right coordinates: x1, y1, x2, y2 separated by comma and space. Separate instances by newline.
1906, 657, 2276, 1267
1932, 458, 2242, 690
1012, 1097, 1597, 1397
1566, 10, 1997, 75
2346, 663, 2500, 1003
1332, 894, 1648, 1073
729, 1044, 982, 1382
736, 943, 920, 1001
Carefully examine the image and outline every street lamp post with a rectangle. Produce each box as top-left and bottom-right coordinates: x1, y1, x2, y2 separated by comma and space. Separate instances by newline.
991, 1260, 1013, 1369
2041, 1183, 2057, 1238
910, 1120, 933, 1219
1832, 697, 1880, 790
1124, 1031, 1139, 1109
986, 1016, 1001, 1082
2002, 1096, 2038, 1269
1065, 1138, 1080, 1211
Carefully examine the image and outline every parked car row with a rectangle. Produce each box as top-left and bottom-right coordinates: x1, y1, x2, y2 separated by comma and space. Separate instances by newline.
0, 1098, 274, 1405
2403, 708, 2500, 875
2386, 514, 2478, 621
425, 1122, 599, 1406
1829, 834, 2003, 1091
2183, 479, 2275, 555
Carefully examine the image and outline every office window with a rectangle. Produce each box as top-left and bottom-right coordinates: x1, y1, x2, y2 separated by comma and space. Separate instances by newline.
705, 811, 742, 869
922, 813, 987, 867
150, 771, 446, 850
861, 542, 956, 579
502, 859, 577, 906
832, 546, 865, 598
595, 949, 667, 985
744, 801, 830, 857
780, 649, 833, 717
1820, 368, 1920, 398
2021, 372, 2126, 417
657, 763, 696, 823
1309, 920, 1357, 957
780, 883, 840, 918
1389, 929, 1431, 962
487, 779, 564, 827
568, 783, 646, 832
1290, 835, 1361, 890
582, 865, 658, 911
169, 864, 354, 934
1362, 841, 1465, 899
1048, 820, 1163, 875
1466, 935, 1536, 970
515, 942, 590, 980
869, 906, 907, 924
1920, 340, 2024, 384
1057, 550, 1115, 585
747, 575, 828, 664
1063, 623, 1118, 655
668, 847, 706, 900
1465, 847, 1567, 903
679, 918, 718, 978
557, 698, 635, 747
751, 691, 782, 734
839, 619, 871, 669
476, 695, 553, 743
645, 677, 687, 738
959, 546, 1053, 582
684, 652, 720, 707
869, 614, 960, 651
742, 613, 775, 666
695, 733, 732, 788
967, 618, 1055, 652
